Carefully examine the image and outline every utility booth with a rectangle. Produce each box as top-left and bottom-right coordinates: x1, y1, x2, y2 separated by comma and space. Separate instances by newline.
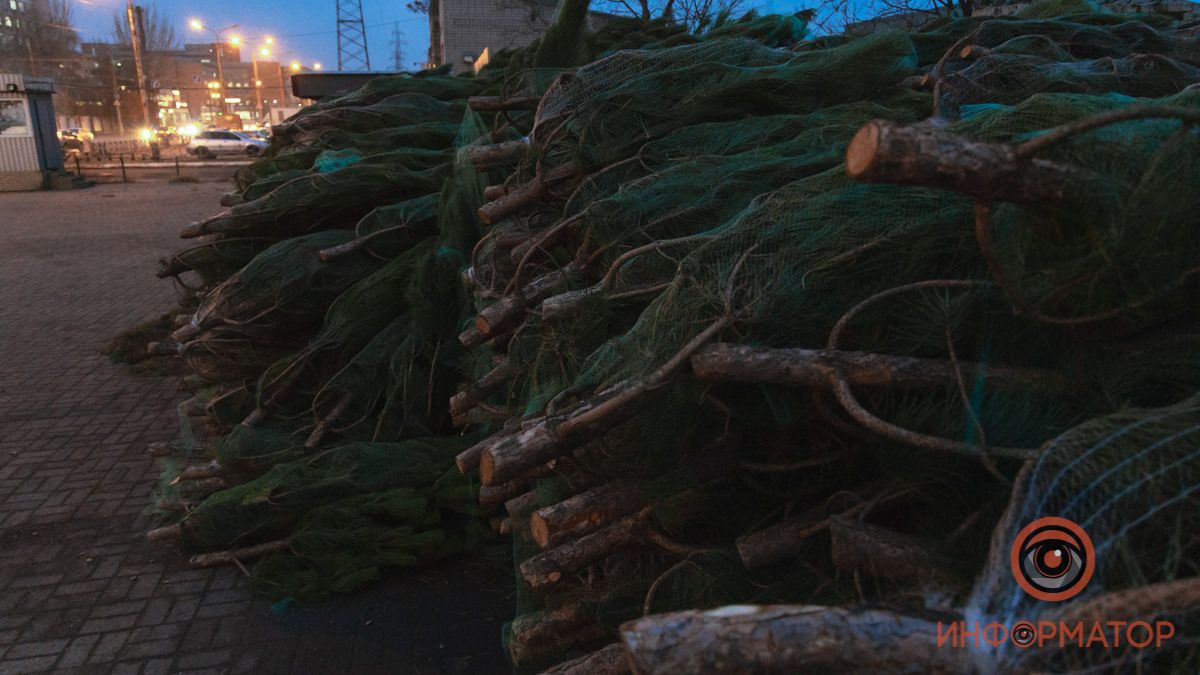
0, 74, 63, 192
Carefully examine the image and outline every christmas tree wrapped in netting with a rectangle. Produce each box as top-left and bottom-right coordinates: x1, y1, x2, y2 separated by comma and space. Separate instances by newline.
137, 1, 1200, 671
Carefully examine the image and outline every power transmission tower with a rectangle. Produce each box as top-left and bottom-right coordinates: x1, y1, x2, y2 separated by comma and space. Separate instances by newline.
389, 23, 405, 71
336, 0, 371, 71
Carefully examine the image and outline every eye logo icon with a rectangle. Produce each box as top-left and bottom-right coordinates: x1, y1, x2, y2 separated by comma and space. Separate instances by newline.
1010, 517, 1094, 602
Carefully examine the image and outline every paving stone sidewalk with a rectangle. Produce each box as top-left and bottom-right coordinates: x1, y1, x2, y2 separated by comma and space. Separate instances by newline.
0, 184, 510, 675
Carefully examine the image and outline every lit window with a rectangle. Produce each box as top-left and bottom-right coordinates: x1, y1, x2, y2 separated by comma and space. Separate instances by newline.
3, 17, 11, 27
7, 1, 14, 10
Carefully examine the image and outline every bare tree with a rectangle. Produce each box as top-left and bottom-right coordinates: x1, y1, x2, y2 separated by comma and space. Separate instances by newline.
672, 0, 748, 32
592, 0, 746, 31
109, 2, 179, 100
110, 3, 179, 53
809, 0, 973, 34
0, 0, 79, 75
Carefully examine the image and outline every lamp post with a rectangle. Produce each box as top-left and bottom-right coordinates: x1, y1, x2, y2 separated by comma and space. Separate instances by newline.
252, 39, 273, 123
189, 20, 239, 116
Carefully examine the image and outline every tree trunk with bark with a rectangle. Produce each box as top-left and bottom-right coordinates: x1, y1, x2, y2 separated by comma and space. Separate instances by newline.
620, 605, 971, 674
692, 343, 1067, 392
530, 482, 645, 549
846, 120, 1078, 205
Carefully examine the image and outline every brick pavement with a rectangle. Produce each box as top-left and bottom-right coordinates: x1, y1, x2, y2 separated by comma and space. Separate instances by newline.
0, 184, 511, 674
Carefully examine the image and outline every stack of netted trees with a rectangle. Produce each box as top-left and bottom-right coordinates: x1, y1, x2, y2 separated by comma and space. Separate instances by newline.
143, 1, 1200, 672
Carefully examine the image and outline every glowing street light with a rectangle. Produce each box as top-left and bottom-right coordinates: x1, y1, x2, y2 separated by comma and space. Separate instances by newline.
289, 61, 301, 72
313, 62, 322, 71
189, 19, 239, 116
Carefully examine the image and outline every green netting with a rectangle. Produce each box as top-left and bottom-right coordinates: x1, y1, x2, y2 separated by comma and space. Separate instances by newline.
185, 161, 449, 240
144, 7, 1200, 670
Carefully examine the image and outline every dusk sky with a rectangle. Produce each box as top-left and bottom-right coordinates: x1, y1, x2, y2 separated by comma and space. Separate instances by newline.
72, 0, 433, 71
70, 0, 807, 73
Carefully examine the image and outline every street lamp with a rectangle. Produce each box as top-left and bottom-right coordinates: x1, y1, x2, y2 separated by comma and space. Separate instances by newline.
253, 45, 272, 122
189, 19, 239, 116
313, 62, 323, 71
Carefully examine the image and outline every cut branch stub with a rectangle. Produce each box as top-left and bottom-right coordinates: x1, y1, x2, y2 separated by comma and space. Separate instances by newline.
620, 605, 970, 675
846, 119, 1078, 205
530, 482, 645, 550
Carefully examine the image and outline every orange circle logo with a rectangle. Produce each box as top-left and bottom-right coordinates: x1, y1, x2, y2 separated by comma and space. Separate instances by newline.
1010, 517, 1094, 602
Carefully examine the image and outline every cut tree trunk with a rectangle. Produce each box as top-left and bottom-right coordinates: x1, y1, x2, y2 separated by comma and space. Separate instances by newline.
538, 643, 631, 675
506, 491, 542, 518
146, 523, 183, 542
1047, 576, 1200, 626
304, 392, 353, 449
169, 459, 224, 485
845, 119, 1078, 205
483, 317, 730, 486
829, 516, 954, 584
189, 538, 292, 568
479, 455, 560, 508
449, 359, 517, 417
478, 163, 579, 225
520, 510, 649, 592
620, 605, 971, 674
692, 343, 1066, 392
458, 416, 543, 474
530, 482, 645, 550
478, 178, 544, 225
473, 263, 583, 339
735, 481, 895, 570
464, 139, 528, 171
484, 184, 510, 201
509, 602, 611, 665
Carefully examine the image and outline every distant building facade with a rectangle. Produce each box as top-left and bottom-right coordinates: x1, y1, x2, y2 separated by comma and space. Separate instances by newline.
427, 0, 616, 73
77, 40, 302, 133
428, 0, 559, 72
0, 0, 30, 52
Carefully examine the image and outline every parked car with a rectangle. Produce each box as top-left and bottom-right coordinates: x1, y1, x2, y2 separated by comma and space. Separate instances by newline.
60, 137, 84, 154
58, 127, 94, 142
186, 130, 268, 158
153, 126, 177, 145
